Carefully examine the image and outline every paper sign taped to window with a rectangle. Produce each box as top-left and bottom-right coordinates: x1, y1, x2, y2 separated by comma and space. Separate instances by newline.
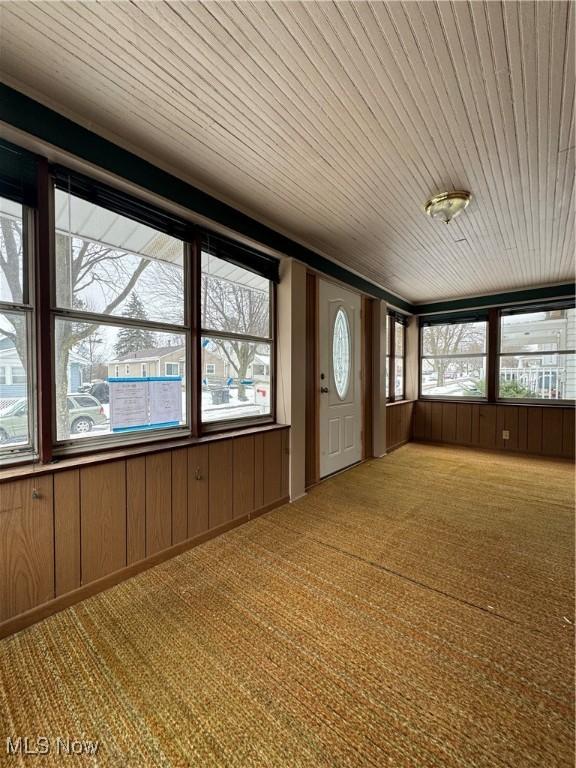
108, 376, 182, 432
148, 377, 182, 427
109, 378, 149, 431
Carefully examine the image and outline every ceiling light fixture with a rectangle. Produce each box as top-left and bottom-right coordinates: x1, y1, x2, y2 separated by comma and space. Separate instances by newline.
424, 190, 471, 224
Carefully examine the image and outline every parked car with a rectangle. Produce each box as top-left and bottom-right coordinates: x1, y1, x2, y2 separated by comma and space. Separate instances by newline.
65, 393, 108, 434
0, 394, 107, 443
0, 399, 30, 443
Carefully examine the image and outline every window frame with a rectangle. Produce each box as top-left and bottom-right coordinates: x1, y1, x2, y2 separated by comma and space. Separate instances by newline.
50, 176, 193, 455
386, 311, 407, 403
496, 303, 576, 405
0, 150, 282, 467
199, 249, 276, 433
418, 303, 575, 406
0, 201, 37, 463
419, 315, 489, 401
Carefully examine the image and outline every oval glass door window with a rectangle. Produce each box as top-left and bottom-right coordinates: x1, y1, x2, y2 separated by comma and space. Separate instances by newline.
332, 307, 351, 399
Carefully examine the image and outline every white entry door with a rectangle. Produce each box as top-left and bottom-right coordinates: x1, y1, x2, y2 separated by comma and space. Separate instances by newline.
319, 279, 362, 478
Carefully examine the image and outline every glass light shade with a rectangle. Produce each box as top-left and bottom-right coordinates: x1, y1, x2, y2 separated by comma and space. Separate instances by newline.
424, 191, 471, 224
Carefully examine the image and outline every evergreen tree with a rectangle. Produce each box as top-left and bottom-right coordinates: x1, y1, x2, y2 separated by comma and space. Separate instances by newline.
114, 293, 156, 357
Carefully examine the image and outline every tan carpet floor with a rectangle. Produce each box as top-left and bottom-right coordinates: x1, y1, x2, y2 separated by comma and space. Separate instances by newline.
0, 443, 574, 767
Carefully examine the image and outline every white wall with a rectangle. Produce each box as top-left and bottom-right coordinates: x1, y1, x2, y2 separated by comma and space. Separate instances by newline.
276, 258, 307, 500
405, 315, 419, 401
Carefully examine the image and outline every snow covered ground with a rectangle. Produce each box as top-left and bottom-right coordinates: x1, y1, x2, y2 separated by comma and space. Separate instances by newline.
69, 385, 270, 440
1, 384, 271, 447
201, 385, 270, 422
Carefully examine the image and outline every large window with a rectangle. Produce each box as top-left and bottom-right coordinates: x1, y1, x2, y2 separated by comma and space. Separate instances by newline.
0, 145, 280, 465
53, 185, 189, 446
201, 245, 273, 425
0, 195, 34, 459
499, 304, 575, 401
420, 318, 487, 398
386, 313, 407, 401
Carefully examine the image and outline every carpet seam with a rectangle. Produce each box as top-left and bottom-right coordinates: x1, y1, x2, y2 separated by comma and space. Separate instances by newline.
262, 516, 554, 639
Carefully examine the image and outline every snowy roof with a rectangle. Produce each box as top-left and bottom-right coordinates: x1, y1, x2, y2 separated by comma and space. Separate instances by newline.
52, 191, 271, 292
54, 191, 183, 267
110, 344, 185, 363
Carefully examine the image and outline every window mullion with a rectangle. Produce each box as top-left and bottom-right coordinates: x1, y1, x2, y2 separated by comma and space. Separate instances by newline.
190, 236, 201, 438
199, 328, 272, 345
487, 308, 499, 402
36, 158, 53, 463
0, 301, 33, 313
51, 307, 189, 335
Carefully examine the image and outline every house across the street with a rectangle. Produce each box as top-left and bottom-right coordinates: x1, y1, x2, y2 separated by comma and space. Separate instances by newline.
200, 344, 270, 383
109, 342, 270, 385
0, 337, 84, 405
108, 345, 186, 381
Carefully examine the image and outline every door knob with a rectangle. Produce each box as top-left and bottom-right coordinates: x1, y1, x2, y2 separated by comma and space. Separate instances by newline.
320, 386, 329, 393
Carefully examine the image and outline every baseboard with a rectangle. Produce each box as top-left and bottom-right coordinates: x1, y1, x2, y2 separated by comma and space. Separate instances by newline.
0, 496, 290, 640
412, 439, 575, 462
386, 439, 411, 453
248, 496, 290, 520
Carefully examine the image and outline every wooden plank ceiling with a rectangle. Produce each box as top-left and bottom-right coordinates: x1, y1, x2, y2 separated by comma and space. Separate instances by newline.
0, 0, 573, 303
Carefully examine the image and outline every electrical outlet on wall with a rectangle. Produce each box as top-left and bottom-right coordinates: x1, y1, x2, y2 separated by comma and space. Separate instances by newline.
502, 430, 510, 440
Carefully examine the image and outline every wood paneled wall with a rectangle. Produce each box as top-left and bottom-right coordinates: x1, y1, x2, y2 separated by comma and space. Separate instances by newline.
413, 402, 575, 459
386, 401, 414, 452
0, 428, 289, 637
0, 476, 54, 623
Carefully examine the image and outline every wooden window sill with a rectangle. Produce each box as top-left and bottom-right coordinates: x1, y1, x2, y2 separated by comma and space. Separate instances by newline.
0, 422, 289, 484
386, 399, 416, 407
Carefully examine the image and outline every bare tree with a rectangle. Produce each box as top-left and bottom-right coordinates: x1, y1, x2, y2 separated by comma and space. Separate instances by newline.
140, 260, 184, 324
0, 215, 27, 366
76, 327, 105, 385
202, 274, 268, 399
54, 233, 151, 437
422, 323, 485, 386
146, 263, 269, 398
